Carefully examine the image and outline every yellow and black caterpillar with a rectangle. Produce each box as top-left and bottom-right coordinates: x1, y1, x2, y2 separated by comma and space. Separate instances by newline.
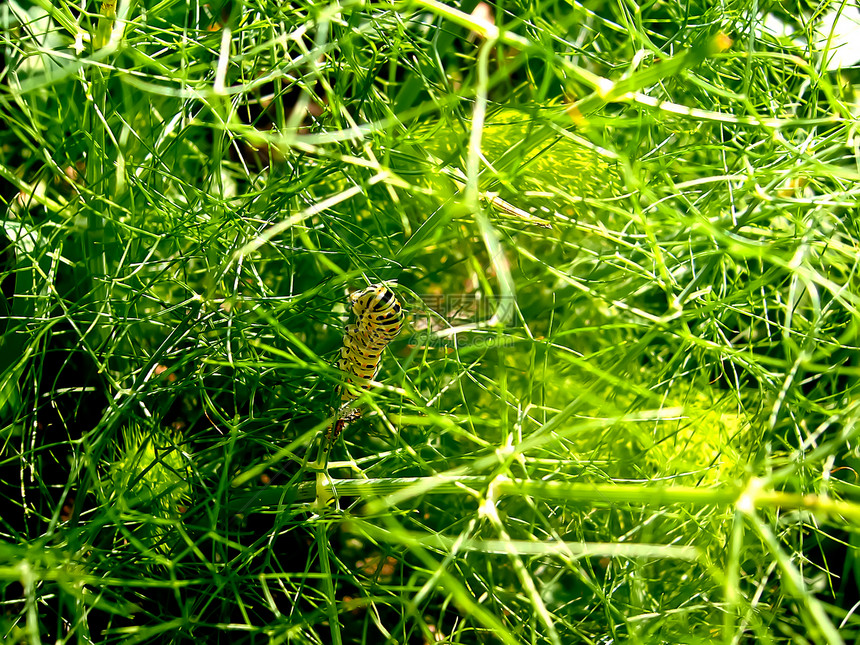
330, 284, 404, 440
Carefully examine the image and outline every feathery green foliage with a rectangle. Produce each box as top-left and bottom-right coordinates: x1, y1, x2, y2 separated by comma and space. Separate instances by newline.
2, 0, 860, 643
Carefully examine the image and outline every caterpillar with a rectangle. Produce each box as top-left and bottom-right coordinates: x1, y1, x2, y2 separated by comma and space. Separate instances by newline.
329, 284, 404, 441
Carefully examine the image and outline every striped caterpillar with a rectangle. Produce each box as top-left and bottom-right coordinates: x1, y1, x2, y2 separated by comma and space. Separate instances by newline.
329, 284, 404, 441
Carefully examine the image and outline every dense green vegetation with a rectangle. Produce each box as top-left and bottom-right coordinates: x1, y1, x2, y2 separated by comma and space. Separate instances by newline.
2, 0, 860, 642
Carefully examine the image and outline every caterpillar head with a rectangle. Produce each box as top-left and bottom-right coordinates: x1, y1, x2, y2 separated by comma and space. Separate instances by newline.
350, 284, 402, 317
